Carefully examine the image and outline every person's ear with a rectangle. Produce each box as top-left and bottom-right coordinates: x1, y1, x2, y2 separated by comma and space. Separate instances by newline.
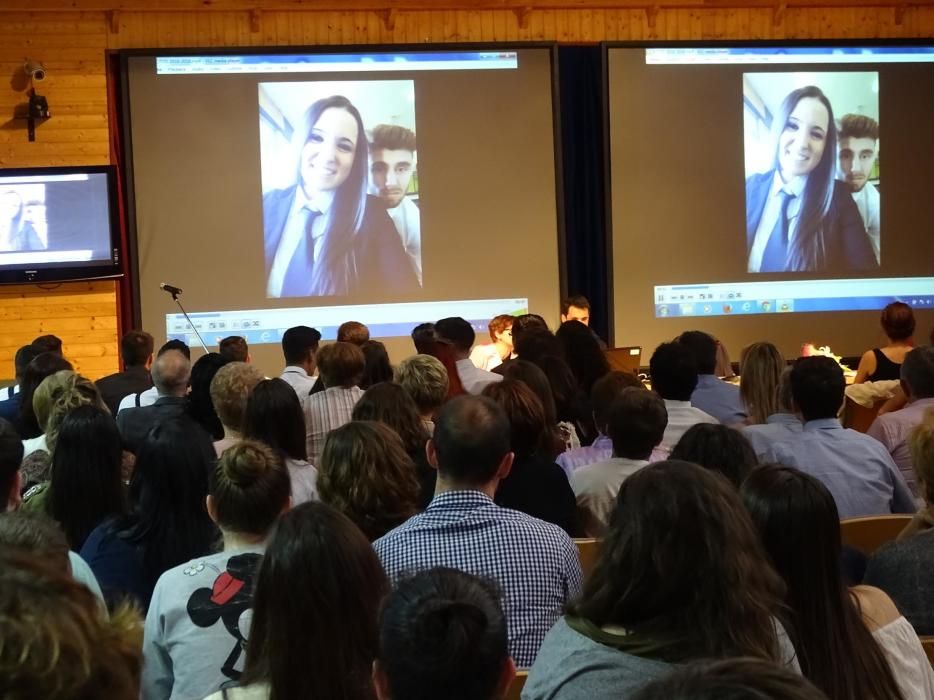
495, 657, 518, 699
205, 494, 219, 524
496, 451, 514, 481
372, 660, 392, 700
145, 353, 154, 370
426, 439, 440, 471
6, 470, 22, 511
900, 378, 911, 400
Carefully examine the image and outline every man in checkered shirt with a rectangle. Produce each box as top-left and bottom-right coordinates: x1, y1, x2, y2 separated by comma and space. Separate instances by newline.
374, 395, 583, 668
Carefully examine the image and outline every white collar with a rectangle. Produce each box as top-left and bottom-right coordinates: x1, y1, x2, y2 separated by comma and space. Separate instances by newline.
295, 183, 335, 215
771, 169, 807, 198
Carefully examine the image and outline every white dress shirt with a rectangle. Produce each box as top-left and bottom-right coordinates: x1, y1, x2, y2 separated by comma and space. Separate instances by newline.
266, 188, 335, 298
470, 343, 505, 372
455, 358, 503, 395
748, 171, 806, 273
571, 456, 649, 537
387, 196, 422, 285
852, 182, 881, 263
117, 385, 159, 414
661, 399, 719, 450
279, 366, 318, 399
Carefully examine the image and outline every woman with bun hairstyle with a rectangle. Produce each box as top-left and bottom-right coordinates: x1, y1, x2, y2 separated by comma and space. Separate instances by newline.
141, 440, 291, 700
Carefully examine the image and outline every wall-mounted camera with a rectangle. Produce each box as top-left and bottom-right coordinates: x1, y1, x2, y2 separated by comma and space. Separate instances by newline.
24, 59, 46, 83
17, 58, 50, 142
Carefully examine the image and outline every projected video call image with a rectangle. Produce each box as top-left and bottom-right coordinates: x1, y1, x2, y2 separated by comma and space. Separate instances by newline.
0, 186, 48, 253
743, 71, 880, 274
259, 79, 421, 299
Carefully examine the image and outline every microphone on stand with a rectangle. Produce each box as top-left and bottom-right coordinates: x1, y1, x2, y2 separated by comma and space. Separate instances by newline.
161, 282, 209, 353
159, 282, 183, 296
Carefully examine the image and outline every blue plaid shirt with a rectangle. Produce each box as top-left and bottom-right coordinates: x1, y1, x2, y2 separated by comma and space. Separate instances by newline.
374, 490, 583, 668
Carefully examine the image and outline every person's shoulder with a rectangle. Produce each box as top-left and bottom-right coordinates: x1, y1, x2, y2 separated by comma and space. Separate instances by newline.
851, 585, 903, 631
746, 170, 773, 191
263, 186, 296, 207
495, 504, 575, 548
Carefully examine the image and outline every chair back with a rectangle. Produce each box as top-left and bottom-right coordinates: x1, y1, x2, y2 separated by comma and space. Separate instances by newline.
506, 670, 529, 700
920, 637, 934, 668
574, 538, 601, 581
840, 515, 913, 555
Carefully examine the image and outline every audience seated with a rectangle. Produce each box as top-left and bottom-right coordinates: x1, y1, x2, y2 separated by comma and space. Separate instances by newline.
501, 359, 572, 457
678, 331, 746, 425
17, 351, 73, 439
855, 301, 916, 384
243, 378, 318, 505
374, 395, 582, 668
470, 314, 515, 372
0, 343, 41, 421
394, 353, 448, 435
867, 346, 934, 495
436, 316, 503, 395
670, 424, 758, 489
361, 339, 394, 389
524, 460, 794, 699
116, 347, 193, 454
209, 361, 265, 456
337, 320, 370, 346
571, 387, 667, 537
116, 339, 190, 413
556, 320, 611, 397
649, 342, 718, 450
218, 335, 250, 363
96, 330, 155, 415
482, 379, 580, 536
739, 341, 787, 426
0, 549, 142, 700
741, 367, 803, 457
204, 502, 388, 700
631, 658, 829, 700
81, 418, 218, 611
865, 414, 934, 635
318, 420, 419, 541
374, 568, 516, 700
188, 352, 230, 440
760, 357, 914, 518
303, 341, 366, 464
279, 325, 321, 398
741, 465, 934, 700
141, 440, 290, 700
352, 381, 434, 508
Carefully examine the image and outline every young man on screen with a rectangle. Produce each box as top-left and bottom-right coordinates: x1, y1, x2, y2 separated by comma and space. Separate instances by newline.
370, 124, 422, 285
838, 113, 880, 263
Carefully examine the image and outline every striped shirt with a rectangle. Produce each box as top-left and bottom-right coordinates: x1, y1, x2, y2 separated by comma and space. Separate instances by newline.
302, 385, 363, 465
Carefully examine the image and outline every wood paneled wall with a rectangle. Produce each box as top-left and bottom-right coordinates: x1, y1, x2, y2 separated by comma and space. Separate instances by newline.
1, 2, 932, 380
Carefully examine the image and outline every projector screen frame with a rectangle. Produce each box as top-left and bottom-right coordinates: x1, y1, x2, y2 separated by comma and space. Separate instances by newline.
116, 42, 568, 335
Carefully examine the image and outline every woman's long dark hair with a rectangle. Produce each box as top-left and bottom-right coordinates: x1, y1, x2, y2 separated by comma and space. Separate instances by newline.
556, 320, 610, 396
570, 460, 786, 663
117, 418, 218, 592
188, 352, 230, 440
741, 465, 903, 700
360, 340, 394, 389
297, 95, 369, 296
243, 502, 388, 700
17, 352, 73, 439
243, 378, 307, 462
501, 360, 564, 457
48, 405, 126, 550
351, 382, 429, 456
772, 85, 838, 271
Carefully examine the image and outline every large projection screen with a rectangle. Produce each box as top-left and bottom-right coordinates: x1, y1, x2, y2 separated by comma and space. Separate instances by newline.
125, 48, 562, 368
608, 45, 934, 359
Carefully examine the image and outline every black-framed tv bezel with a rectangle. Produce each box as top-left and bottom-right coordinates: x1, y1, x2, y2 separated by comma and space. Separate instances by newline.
0, 164, 123, 285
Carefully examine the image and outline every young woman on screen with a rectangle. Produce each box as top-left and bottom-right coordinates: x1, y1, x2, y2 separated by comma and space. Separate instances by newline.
745, 86, 876, 273
263, 95, 418, 298
0, 190, 43, 252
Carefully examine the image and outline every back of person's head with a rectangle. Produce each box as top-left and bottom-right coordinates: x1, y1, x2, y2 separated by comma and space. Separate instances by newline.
32, 333, 63, 357
556, 320, 611, 394
209, 361, 265, 433
741, 465, 902, 699
880, 301, 915, 342
649, 342, 699, 401
605, 387, 667, 461
435, 317, 476, 353
281, 325, 321, 366
501, 359, 559, 425
910, 412, 934, 507
318, 421, 419, 541
376, 568, 512, 700
244, 502, 388, 700
317, 342, 366, 389
124, 418, 217, 587
0, 549, 142, 700
0, 510, 69, 571
394, 354, 448, 416
411, 323, 438, 355
0, 419, 23, 510
591, 371, 644, 434
432, 396, 511, 487
631, 658, 829, 700
243, 378, 307, 462
481, 379, 549, 458
151, 349, 191, 396
570, 461, 784, 662
13, 343, 40, 380
488, 314, 514, 343
790, 357, 844, 422
18, 352, 73, 438
513, 327, 562, 366
156, 338, 191, 360
188, 352, 231, 440
209, 440, 290, 537
670, 424, 758, 489
677, 331, 719, 375
739, 342, 786, 424
902, 346, 934, 400
121, 330, 155, 368
337, 321, 371, 346
352, 382, 428, 455
33, 370, 108, 454
218, 335, 249, 363
49, 405, 125, 550
510, 314, 548, 347
360, 340, 393, 389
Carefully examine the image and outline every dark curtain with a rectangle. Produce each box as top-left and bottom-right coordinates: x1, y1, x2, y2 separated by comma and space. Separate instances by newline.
557, 46, 610, 344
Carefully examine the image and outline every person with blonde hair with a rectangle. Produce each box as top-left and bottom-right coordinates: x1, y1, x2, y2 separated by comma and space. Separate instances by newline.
742, 367, 803, 458
394, 353, 448, 434
318, 420, 420, 541
23, 368, 107, 459
141, 440, 291, 700
739, 342, 786, 425
210, 361, 266, 457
